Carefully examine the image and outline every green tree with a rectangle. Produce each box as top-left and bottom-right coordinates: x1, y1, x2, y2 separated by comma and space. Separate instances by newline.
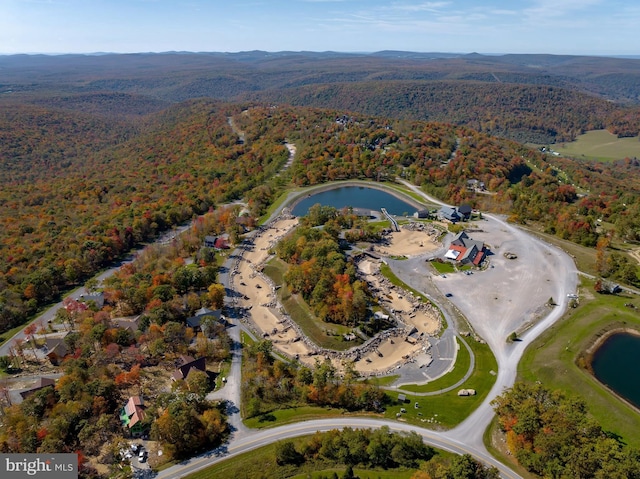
275, 440, 303, 465
185, 369, 210, 397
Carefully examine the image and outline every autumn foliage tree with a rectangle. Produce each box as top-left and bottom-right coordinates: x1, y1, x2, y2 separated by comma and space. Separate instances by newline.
492, 382, 640, 478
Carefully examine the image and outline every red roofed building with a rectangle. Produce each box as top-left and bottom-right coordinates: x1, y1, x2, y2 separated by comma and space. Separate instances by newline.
444, 231, 486, 266
120, 396, 147, 436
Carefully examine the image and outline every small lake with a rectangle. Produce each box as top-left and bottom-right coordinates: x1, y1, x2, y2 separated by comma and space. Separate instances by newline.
590, 332, 640, 409
291, 186, 417, 217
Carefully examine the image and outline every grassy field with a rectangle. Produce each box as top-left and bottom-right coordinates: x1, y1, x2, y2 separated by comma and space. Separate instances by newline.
289, 468, 416, 479
518, 277, 640, 448
363, 374, 400, 387
244, 406, 349, 429
398, 336, 471, 394
552, 129, 640, 162
241, 335, 496, 431
383, 339, 497, 429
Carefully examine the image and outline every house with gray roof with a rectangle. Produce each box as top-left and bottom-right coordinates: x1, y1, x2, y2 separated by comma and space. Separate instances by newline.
438, 206, 460, 223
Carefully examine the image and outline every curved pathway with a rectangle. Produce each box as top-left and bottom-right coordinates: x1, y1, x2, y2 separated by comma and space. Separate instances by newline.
393, 332, 476, 396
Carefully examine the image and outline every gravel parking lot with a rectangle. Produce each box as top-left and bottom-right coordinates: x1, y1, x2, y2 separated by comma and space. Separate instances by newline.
389, 214, 578, 365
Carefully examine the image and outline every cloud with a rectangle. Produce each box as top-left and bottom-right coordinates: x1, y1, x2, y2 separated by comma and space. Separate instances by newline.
524, 0, 603, 19
386, 1, 451, 12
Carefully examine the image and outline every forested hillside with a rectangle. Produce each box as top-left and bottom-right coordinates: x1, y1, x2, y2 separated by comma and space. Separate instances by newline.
3, 100, 640, 337
242, 81, 632, 143
0, 100, 288, 334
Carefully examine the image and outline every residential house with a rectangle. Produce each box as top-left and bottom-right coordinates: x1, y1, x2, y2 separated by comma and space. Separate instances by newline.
19, 377, 56, 401
186, 307, 221, 331
45, 335, 69, 366
171, 355, 207, 381
466, 179, 486, 191
438, 206, 460, 223
414, 209, 431, 219
458, 204, 473, 221
444, 231, 486, 266
204, 235, 217, 248
204, 235, 230, 250
120, 396, 147, 436
79, 292, 104, 309
112, 315, 141, 332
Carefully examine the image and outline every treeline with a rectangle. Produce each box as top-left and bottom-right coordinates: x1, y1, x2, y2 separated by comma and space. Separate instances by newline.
275, 427, 434, 469
242, 340, 388, 418
492, 382, 640, 478
0, 100, 285, 335
274, 427, 499, 479
1, 215, 236, 475
4, 101, 640, 336
0, 103, 136, 184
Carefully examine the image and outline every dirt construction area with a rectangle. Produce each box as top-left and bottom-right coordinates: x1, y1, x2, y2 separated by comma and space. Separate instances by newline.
232, 217, 445, 374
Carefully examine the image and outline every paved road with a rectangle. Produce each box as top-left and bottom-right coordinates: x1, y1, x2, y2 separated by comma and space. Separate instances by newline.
156, 417, 522, 479
0, 224, 194, 358
393, 180, 578, 454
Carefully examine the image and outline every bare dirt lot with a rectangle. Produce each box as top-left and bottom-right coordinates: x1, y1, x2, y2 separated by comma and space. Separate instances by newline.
376, 227, 440, 257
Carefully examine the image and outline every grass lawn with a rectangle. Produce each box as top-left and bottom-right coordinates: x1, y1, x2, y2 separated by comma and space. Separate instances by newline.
399, 336, 471, 394
518, 277, 640, 448
244, 406, 349, 429
363, 374, 400, 387
383, 339, 497, 429
240, 330, 256, 347
289, 468, 417, 479
0, 322, 31, 349
553, 130, 640, 162
429, 261, 456, 275
214, 360, 231, 390
380, 181, 439, 210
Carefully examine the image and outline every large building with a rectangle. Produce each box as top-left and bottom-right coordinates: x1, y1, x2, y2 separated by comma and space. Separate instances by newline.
444, 231, 486, 266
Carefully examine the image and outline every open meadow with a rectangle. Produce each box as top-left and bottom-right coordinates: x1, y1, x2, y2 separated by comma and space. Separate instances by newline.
553, 129, 640, 161
518, 277, 640, 448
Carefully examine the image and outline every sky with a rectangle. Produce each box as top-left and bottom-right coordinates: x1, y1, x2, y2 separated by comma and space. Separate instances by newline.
1, 0, 638, 56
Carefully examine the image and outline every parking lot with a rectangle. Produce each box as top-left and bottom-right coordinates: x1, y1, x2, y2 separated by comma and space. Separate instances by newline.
389, 214, 578, 365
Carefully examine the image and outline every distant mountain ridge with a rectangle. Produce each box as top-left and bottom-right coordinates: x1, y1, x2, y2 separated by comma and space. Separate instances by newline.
1, 51, 639, 143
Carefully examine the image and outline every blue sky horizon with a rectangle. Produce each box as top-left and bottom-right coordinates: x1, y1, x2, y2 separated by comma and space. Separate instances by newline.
1, 0, 639, 56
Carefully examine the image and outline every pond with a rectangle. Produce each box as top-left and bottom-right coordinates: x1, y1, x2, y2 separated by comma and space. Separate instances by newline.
291, 186, 418, 217
590, 332, 640, 409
